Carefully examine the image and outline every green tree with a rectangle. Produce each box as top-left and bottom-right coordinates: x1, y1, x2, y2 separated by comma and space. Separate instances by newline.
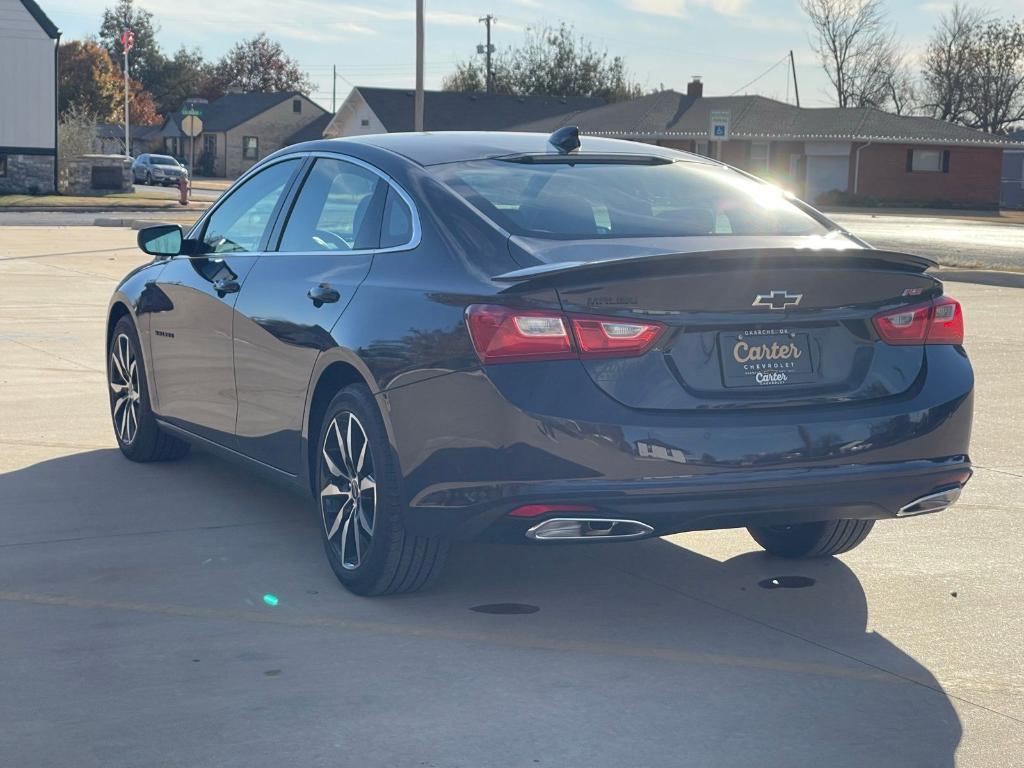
58, 40, 122, 121
443, 23, 643, 101
99, 0, 164, 89
148, 46, 219, 115
210, 34, 313, 94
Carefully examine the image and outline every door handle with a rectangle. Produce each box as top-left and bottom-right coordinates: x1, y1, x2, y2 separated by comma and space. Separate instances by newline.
307, 283, 341, 308
213, 278, 240, 297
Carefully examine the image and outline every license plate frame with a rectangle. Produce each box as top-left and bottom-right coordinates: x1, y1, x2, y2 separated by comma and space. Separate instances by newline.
719, 330, 816, 388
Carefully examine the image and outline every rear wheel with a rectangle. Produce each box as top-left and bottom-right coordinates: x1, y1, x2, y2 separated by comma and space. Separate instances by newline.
108, 316, 190, 462
747, 519, 874, 558
317, 385, 448, 596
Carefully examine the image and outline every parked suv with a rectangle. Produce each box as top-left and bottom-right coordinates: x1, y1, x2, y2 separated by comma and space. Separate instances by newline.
132, 154, 188, 186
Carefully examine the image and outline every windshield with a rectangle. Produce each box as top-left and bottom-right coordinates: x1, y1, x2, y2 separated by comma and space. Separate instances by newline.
434, 158, 830, 239
150, 155, 179, 166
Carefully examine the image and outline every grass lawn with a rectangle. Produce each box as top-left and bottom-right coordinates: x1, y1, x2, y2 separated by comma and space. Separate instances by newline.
0, 189, 211, 209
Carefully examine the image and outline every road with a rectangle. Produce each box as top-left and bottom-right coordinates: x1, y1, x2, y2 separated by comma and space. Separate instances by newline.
831, 212, 1024, 271
0, 226, 1023, 767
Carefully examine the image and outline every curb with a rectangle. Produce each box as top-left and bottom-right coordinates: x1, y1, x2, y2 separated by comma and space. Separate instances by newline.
95, 216, 201, 229
935, 268, 1024, 289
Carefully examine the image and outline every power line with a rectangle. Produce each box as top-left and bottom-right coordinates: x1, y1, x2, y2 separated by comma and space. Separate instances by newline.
729, 54, 790, 97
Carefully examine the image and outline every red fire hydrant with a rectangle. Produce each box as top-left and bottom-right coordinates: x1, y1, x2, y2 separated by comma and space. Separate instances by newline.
178, 175, 189, 206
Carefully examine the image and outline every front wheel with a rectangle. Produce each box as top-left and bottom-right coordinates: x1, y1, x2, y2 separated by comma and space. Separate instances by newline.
108, 316, 190, 462
316, 385, 448, 596
747, 519, 874, 558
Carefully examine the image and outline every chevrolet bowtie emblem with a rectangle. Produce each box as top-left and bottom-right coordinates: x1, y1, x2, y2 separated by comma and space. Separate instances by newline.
752, 290, 803, 310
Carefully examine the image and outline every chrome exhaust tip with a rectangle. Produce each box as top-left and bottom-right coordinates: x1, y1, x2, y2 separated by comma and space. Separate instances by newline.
525, 518, 654, 541
897, 486, 962, 517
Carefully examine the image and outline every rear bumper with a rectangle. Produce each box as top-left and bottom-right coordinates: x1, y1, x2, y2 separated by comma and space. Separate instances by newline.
379, 346, 973, 541
415, 458, 971, 542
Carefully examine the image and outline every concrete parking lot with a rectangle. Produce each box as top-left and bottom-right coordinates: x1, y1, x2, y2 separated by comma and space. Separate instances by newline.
1, 226, 1022, 767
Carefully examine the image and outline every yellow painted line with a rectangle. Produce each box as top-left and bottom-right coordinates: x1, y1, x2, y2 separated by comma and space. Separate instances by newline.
0, 589, 906, 685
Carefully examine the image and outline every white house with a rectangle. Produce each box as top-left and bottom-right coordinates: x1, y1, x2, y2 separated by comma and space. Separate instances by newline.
0, 0, 60, 194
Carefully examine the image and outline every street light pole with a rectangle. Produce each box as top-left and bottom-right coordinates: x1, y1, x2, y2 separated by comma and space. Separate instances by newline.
479, 15, 495, 93
415, 0, 424, 131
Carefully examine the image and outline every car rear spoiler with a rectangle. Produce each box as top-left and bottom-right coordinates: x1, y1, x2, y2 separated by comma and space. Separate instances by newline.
492, 247, 938, 284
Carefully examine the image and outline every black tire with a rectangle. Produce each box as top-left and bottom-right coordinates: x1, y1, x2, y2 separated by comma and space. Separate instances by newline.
108, 316, 190, 462
315, 385, 448, 596
747, 519, 874, 558
144, 172, 153, 185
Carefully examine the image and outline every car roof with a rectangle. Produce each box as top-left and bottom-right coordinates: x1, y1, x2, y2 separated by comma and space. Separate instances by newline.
286, 131, 698, 167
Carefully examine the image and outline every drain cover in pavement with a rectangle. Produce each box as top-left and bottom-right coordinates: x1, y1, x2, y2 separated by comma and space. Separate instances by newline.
470, 603, 540, 614
758, 576, 816, 590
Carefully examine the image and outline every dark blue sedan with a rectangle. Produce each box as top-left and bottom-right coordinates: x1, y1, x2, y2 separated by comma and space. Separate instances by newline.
107, 130, 973, 595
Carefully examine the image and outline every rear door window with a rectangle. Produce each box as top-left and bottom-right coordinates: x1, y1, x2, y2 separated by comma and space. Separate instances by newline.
278, 158, 385, 252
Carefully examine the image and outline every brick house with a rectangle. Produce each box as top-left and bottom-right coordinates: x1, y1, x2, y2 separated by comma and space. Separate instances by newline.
157, 92, 329, 178
0, 0, 59, 194
323, 86, 605, 138
1002, 130, 1024, 210
516, 79, 1015, 208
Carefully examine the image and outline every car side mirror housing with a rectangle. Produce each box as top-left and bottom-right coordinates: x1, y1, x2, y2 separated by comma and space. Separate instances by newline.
137, 224, 183, 258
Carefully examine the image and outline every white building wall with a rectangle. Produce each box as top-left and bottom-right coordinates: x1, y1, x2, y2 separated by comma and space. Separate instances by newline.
0, 0, 56, 149
323, 90, 386, 138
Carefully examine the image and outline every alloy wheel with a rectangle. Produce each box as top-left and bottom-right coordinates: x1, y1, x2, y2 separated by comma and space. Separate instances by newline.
320, 412, 377, 570
110, 333, 141, 444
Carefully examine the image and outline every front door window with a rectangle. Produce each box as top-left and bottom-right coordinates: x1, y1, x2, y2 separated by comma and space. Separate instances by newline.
200, 159, 300, 254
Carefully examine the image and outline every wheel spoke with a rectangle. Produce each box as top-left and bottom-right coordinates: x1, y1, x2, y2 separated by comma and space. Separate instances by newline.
113, 393, 129, 417
351, 510, 362, 565
358, 504, 374, 535
358, 474, 375, 493
110, 381, 129, 394
322, 443, 344, 479
343, 415, 356, 475
111, 351, 127, 381
127, 404, 138, 441
339, 513, 353, 565
356, 433, 367, 473
326, 497, 351, 540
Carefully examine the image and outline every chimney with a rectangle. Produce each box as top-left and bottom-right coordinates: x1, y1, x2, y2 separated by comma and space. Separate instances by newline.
687, 76, 703, 98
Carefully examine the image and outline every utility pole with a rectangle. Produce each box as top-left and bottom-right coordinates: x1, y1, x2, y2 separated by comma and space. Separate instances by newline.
478, 14, 496, 93
415, 0, 424, 131
789, 50, 800, 108
120, 28, 133, 157
332, 64, 337, 113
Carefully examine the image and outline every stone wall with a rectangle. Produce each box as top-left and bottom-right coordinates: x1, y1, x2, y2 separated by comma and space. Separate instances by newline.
59, 154, 132, 195
0, 153, 55, 194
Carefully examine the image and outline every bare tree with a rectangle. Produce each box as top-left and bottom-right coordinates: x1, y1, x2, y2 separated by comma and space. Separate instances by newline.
922, 5, 1024, 133
921, 4, 988, 123
966, 18, 1024, 133
800, 0, 901, 109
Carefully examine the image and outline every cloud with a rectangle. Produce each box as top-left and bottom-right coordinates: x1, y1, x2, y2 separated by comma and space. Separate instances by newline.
625, 0, 750, 19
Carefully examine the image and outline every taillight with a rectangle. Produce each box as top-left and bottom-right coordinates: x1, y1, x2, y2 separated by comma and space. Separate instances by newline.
466, 305, 665, 364
465, 305, 574, 363
571, 317, 664, 358
872, 296, 963, 345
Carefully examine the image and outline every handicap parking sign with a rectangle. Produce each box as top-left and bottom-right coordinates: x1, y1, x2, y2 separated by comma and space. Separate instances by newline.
709, 110, 731, 141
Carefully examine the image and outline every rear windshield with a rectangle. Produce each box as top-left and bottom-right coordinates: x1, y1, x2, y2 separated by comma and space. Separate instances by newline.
433, 158, 829, 239
150, 155, 179, 165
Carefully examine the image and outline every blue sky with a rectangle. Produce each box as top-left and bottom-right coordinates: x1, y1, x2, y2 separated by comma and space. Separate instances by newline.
43, 0, 1022, 112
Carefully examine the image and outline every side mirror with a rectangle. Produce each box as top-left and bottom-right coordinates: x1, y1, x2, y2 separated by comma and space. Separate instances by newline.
137, 224, 183, 258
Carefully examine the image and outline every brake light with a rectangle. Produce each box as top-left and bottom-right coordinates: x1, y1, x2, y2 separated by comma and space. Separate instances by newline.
571, 317, 664, 358
466, 305, 665, 364
872, 296, 963, 345
465, 305, 574, 363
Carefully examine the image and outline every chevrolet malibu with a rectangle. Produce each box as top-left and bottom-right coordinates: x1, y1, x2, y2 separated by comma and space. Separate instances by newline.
107, 130, 973, 595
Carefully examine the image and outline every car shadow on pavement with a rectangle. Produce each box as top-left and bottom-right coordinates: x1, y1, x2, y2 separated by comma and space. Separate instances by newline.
0, 446, 961, 767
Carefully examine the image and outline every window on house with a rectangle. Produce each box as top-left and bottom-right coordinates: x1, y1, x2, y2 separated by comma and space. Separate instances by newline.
242, 136, 259, 160
749, 141, 770, 174
360, 118, 370, 127
293, 99, 301, 113
908, 149, 947, 172
694, 141, 710, 157
0, 154, 7, 177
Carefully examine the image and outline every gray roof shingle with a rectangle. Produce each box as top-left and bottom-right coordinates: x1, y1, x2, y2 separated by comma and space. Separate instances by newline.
165, 92, 326, 134
512, 91, 1014, 146
354, 87, 605, 133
